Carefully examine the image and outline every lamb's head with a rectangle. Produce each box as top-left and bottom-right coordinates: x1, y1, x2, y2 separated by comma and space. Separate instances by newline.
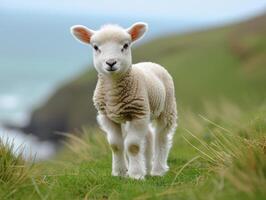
71, 22, 148, 76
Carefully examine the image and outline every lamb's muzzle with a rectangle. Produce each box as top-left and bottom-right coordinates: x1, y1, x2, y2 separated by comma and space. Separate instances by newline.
71, 22, 178, 180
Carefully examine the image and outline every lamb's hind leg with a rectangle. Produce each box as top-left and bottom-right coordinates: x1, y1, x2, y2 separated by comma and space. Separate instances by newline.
151, 117, 177, 176
97, 115, 127, 177
145, 127, 153, 175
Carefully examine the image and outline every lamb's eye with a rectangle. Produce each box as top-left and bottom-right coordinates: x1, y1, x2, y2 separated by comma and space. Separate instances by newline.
123, 43, 129, 49
93, 45, 99, 51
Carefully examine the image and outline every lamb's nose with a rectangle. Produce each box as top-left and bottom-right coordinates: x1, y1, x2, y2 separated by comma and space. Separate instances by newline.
106, 59, 117, 67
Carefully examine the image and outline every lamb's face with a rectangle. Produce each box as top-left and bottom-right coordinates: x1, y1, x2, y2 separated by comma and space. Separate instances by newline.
90, 27, 132, 75
71, 23, 148, 77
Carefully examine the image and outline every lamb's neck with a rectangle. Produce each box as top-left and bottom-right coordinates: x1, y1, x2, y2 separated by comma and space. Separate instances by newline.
99, 68, 134, 92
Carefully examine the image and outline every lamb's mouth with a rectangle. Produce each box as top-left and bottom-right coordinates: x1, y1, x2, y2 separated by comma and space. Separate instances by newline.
106, 67, 118, 72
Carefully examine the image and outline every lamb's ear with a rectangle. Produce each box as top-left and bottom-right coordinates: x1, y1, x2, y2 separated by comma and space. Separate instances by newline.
127, 22, 148, 42
70, 25, 94, 45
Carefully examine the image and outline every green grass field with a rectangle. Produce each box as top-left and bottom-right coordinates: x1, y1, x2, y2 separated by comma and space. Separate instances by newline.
1, 103, 265, 199
1, 14, 266, 199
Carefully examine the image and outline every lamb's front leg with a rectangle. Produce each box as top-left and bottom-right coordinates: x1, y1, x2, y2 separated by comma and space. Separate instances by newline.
125, 119, 149, 180
97, 115, 127, 177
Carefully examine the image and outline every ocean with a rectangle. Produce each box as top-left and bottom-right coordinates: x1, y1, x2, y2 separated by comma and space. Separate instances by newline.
0, 10, 200, 159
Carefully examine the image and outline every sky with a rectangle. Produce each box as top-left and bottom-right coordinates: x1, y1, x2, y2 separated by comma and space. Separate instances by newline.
1, 0, 266, 23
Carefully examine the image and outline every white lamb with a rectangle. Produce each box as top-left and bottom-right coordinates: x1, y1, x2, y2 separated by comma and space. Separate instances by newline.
71, 22, 177, 179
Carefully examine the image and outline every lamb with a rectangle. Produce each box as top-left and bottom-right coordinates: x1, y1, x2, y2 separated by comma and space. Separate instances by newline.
70, 22, 177, 179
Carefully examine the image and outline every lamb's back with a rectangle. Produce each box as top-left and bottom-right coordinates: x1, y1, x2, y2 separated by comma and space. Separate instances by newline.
133, 62, 173, 84
132, 62, 175, 119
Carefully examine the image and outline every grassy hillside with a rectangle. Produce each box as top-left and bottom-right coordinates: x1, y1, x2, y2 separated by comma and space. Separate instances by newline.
1, 14, 266, 199
22, 14, 266, 141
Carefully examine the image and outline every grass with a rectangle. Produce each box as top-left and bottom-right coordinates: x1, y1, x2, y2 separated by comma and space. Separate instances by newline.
0, 139, 34, 199
184, 116, 266, 199
0, 101, 265, 199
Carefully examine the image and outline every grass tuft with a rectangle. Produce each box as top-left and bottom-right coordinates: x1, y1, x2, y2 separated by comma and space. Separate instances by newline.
0, 138, 35, 199
184, 113, 266, 199
0, 138, 33, 186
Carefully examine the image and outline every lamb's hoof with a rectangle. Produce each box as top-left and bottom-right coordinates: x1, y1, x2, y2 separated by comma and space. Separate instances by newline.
112, 169, 128, 177
151, 166, 169, 177
128, 170, 146, 180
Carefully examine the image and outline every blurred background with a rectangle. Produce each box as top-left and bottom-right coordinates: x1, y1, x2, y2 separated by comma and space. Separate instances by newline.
0, 0, 266, 160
